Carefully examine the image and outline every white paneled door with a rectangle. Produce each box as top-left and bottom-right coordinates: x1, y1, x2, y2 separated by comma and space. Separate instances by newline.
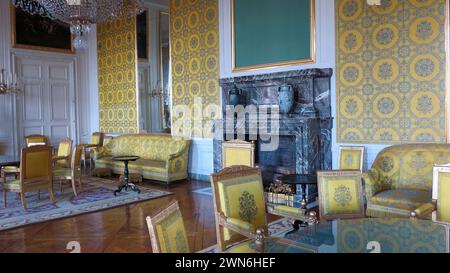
15, 54, 76, 148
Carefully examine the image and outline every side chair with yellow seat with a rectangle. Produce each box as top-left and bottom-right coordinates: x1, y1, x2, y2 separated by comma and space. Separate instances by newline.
53, 145, 83, 197
338, 146, 364, 171
363, 144, 450, 218
210, 165, 268, 252
82, 132, 104, 168
2, 145, 54, 209
25, 134, 50, 147
411, 165, 450, 223
52, 138, 73, 168
221, 139, 255, 168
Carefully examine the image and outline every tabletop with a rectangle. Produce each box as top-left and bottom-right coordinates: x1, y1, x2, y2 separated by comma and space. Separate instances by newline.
256, 218, 449, 253
0, 155, 20, 167
276, 174, 317, 185
112, 156, 141, 162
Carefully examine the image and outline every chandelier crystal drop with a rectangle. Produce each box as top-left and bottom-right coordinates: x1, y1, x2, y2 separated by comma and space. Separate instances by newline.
13, 0, 145, 50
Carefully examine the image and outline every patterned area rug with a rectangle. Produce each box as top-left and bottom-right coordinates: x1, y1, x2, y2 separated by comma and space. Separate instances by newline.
198, 218, 294, 253
192, 187, 212, 196
0, 177, 172, 231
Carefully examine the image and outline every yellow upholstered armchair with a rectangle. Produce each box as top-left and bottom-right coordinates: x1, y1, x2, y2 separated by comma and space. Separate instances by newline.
146, 200, 190, 253
52, 138, 73, 168
411, 165, 450, 223
210, 165, 268, 252
363, 144, 450, 218
2, 145, 54, 209
146, 199, 272, 253
82, 132, 105, 168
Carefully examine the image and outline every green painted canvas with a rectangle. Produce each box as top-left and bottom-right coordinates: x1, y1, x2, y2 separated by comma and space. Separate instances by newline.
233, 0, 313, 70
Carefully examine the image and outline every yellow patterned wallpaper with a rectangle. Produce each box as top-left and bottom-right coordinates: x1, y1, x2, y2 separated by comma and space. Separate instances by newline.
97, 16, 138, 134
336, 0, 447, 144
170, 0, 221, 138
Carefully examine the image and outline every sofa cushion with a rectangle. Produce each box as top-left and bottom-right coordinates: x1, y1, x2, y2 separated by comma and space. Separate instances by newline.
369, 189, 431, 211
106, 135, 189, 161
129, 159, 166, 173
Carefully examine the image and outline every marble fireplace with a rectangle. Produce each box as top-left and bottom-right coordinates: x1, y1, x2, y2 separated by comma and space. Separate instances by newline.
213, 69, 333, 184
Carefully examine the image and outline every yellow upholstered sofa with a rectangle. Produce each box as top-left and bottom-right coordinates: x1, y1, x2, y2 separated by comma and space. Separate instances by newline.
363, 144, 450, 218
93, 134, 190, 184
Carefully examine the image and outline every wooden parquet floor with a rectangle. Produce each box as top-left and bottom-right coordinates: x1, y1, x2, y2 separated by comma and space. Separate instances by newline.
0, 177, 218, 253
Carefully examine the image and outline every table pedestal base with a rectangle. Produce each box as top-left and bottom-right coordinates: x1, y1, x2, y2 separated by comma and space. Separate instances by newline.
114, 182, 141, 196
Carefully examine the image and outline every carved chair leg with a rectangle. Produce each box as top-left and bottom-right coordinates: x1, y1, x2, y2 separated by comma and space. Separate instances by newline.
217, 225, 226, 253
49, 187, 55, 203
71, 179, 78, 197
2, 190, 6, 208
20, 193, 27, 209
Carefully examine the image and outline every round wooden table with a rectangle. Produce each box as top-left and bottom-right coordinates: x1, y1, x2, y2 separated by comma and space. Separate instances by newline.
112, 156, 141, 196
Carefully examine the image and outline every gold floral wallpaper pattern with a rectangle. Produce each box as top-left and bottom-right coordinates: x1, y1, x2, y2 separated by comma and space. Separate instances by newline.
97, 16, 138, 134
170, 0, 221, 138
336, 0, 447, 144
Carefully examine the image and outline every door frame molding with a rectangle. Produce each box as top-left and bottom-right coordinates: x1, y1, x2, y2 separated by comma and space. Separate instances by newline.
11, 49, 78, 153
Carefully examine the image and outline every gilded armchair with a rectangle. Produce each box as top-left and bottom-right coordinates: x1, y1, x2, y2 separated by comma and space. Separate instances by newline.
210, 165, 268, 252
146, 200, 275, 253
82, 132, 104, 168
411, 165, 450, 223
52, 138, 73, 168
146, 200, 190, 253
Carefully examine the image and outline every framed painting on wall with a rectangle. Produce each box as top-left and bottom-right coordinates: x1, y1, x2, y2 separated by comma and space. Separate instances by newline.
232, 0, 315, 72
11, 5, 73, 54
137, 10, 149, 61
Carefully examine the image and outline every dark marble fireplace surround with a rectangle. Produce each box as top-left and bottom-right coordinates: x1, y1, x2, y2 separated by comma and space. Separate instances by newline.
213, 69, 333, 184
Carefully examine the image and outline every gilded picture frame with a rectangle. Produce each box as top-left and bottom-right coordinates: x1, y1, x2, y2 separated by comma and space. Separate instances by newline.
231, 0, 316, 72
317, 170, 365, 221
11, 4, 74, 54
338, 146, 365, 171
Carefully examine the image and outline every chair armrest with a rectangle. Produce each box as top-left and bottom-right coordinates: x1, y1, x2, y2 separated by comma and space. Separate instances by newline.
52, 155, 68, 161
166, 146, 190, 173
167, 149, 188, 161
93, 147, 109, 160
217, 213, 260, 239
411, 202, 436, 219
362, 168, 381, 198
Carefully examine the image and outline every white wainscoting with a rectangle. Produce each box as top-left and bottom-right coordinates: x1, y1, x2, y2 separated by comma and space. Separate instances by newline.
189, 138, 214, 181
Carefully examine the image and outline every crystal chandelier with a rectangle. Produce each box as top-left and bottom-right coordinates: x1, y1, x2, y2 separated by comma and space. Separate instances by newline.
13, 0, 145, 50
0, 69, 21, 95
